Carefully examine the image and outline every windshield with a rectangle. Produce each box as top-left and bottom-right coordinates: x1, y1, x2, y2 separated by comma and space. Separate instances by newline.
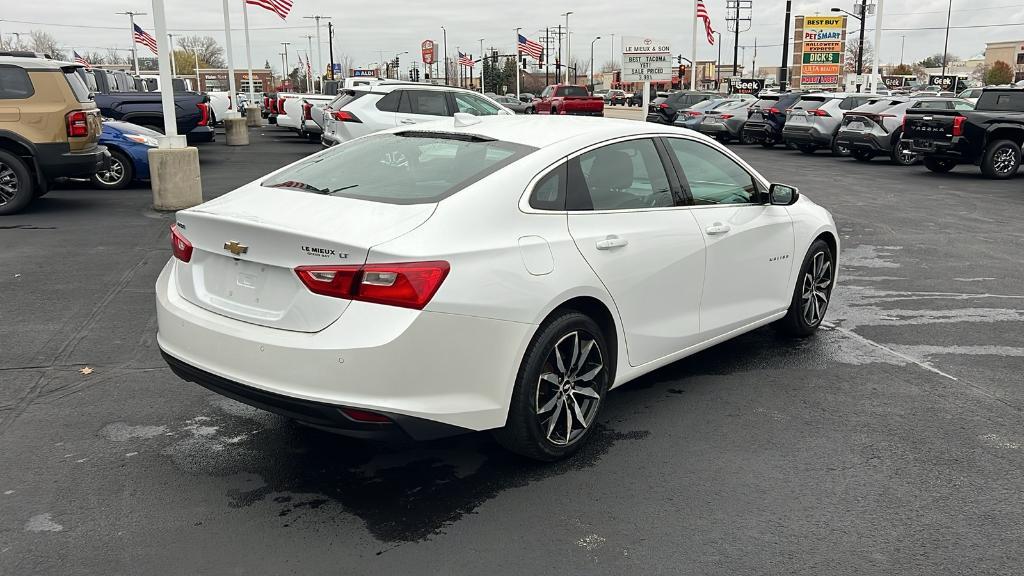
261, 132, 536, 205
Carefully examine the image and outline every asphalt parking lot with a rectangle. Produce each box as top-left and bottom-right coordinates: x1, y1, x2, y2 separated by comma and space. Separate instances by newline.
2, 124, 1022, 575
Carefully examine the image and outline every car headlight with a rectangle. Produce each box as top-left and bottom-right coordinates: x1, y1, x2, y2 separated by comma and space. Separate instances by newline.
125, 134, 159, 147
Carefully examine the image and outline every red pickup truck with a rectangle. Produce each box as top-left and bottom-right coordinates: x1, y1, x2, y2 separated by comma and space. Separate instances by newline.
533, 85, 604, 116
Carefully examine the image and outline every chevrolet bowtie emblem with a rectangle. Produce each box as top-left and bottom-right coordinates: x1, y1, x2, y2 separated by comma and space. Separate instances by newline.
223, 241, 248, 256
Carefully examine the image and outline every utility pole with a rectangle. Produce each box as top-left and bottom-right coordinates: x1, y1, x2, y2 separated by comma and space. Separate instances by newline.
301, 34, 315, 92
327, 22, 336, 80
871, 0, 885, 93
555, 25, 563, 83
857, 0, 867, 92
899, 35, 906, 66
941, 0, 952, 79
479, 38, 485, 92
715, 31, 723, 89
280, 41, 291, 88
726, 0, 751, 78
168, 33, 176, 77
562, 12, 573, 84
279, 52, 286, 87
733, 2, 740, 76
303, 15, 331, 92
116, 11, 146, 75
752, 37, 757, 78
442, 26, 448, 85
780, 0, 792, 91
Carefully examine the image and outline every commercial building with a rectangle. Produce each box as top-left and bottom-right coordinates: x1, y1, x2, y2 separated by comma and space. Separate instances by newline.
984, 40, 1024, 82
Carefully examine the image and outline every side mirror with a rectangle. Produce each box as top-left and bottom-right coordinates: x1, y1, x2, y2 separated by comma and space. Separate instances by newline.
768, 183, 799, 205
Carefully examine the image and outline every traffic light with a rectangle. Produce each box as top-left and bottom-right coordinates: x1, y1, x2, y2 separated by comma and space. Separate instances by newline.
679, 65, 685, 79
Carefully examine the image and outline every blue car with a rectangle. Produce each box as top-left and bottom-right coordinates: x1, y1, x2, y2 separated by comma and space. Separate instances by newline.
91, 121, 159, 190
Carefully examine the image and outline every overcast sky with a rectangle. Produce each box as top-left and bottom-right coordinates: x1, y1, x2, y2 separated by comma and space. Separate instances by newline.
3, 0, 1022, 74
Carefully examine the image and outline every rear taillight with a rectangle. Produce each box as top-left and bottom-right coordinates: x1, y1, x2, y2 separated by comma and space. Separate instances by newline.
196, 103, 210, 127
719, 114, 734, 120
810, 109, 829, 117
687, 111, 701, 117
658, 102, 669, 109
340, 408, 392, 423
902, 116, 907, 131
332, 110, 362, 123
302, 101, 313, 120
66, 110, 88, 137
278, 97, 286, 113
768, 107, 780, 114
952, 115, 966, 137
295, 261, 450, 310
170, 224, 193, 263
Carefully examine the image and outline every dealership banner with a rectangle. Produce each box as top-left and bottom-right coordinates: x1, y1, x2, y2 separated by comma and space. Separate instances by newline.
793, 15, 846, 90
728, 78, 765, 95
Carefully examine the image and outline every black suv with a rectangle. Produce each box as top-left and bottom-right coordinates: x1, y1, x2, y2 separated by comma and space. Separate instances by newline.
742, 92, 804, 147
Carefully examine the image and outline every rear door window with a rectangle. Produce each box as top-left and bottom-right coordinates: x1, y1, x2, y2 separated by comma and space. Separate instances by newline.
529, 163, 567, 210
375, 90, 402, 112
0, 66, 34, 99
400, 90, 450, 116
567, 139, 673, 211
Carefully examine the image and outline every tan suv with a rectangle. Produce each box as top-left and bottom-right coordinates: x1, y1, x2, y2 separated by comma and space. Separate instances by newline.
0, 53, 107, 215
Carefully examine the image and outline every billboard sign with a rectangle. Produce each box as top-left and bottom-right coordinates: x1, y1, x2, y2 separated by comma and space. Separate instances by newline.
421, 40, 437, 65
621, 36, 672, 82
881, 75, 912, 89
795, 15, 846, 89
351, 68, 378, 77
928, 74, 967, 92
728, 78, 765, 94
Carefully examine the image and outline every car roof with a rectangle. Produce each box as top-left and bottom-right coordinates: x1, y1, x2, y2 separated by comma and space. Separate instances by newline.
0, 55, 78, 71
394, 115, 697, 149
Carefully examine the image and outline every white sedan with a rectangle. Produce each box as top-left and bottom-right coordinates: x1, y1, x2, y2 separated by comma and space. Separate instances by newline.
157, 115, 838, 461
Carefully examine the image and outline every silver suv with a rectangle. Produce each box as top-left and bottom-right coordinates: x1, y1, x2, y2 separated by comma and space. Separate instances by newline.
835, 97, 975, 165
782, 93, 875, 155
321, 82, 512, 147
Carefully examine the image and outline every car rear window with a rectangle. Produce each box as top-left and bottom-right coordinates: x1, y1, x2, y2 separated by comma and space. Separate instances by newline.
854, 99, 906, 113
0, 66, 34, 99
261, 132, 537, 205
559, 86, 588, 97
331, 90, 366, 109
793, 97, 826, 110
753, 97, 779, 107
63, 68, 93, 102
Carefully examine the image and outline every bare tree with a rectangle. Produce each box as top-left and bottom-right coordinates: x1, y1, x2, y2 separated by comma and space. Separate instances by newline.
844, 38, 874, 74
175, 36, 225, 68
104, 48, 128, 65
82, 51, 107, 66
600, 60, 618, 73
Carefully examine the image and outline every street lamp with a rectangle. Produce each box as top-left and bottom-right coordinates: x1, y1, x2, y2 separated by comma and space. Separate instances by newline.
561, 12, 573, 84
941, 0, 952, 79
478, 38, 485, 92
590, 36, 601, 93
714, 31, 722, 90
832, 2, 867, 92
441, 26, 448, 85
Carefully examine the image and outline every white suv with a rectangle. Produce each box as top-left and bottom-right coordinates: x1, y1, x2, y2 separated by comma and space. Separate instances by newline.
321, 82, 512, 147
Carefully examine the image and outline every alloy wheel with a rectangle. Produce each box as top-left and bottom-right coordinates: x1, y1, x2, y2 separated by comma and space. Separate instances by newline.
993, 147, 1018, 174
535, 330, 604, 447
801, 251, 832, 326
95, 157, 125, 186
0, 162, 18, 206
896, 140, 916, 165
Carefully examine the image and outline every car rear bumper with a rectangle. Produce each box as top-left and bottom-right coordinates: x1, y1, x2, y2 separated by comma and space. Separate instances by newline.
782, 125, 832, 146
698, 122, 731, 137
155, 260, 532, 435
188, 126, 216, 143
36, 143, 110, 180
835, 130, 891, 153
742, 122, 775, 141
908, 138, 969, 161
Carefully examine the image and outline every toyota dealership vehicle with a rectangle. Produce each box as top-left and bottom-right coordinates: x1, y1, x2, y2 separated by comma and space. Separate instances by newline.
157, 115, 838, 461
532, 84, 604, 116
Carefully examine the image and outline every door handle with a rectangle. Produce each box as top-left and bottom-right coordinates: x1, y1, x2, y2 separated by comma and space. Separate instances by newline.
705, 223, 731, 235
596, 236, 628, 250
399, 119, 417, 125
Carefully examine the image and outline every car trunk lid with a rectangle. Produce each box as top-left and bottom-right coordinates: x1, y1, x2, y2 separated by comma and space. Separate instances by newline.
173, 184, 436, 332
904, 110, 958, 143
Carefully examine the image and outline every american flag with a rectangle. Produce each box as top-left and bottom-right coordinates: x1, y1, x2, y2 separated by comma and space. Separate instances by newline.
458, 51, 474, 68
517, 34, 543, 61
73, 51, 92, 68
697, 0, 716, 45
245, 0, 293, 20
133, 23, 158, 55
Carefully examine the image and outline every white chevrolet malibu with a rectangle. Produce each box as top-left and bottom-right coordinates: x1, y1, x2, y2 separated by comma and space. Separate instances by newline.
157, 114, 838, 461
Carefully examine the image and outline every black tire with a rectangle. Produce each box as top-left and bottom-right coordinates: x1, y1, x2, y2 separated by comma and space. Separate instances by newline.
797, 144, 817, 154
980, 139, 1021, 179
890, 133, 917, 166
760, 141, 775, 149
739, 130, 757, 145
0, 149, 34, 216
923, 157, 956, 173
830, 136, 850, 157
550, 107, 558, 115
776, 239, 835, 338
494, 311, 612, 461
850, 149, 875, 161
524, 107, 535, 115
91, 149, 134, 190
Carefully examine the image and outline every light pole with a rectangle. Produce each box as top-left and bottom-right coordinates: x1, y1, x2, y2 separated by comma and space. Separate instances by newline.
562, 11, 573, 84
832, 2, 867, 92
590, 36, 601, 93
714, 31, 722, 90
441, 26, 448, 85
941, 0, 952, 79
478, 38, 484, 92
780, 0, 792, 92
281, 41, 291, 88
168, 33, 176, 77
899, 35, 906, 66
303, 15, 331, 93
301, 35, 315, 92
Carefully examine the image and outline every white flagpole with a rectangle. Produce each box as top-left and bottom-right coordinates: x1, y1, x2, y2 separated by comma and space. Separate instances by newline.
242, 0, 255, 105
871, 0, 884, 94
515, 28, 521, 98
221, 0, 238, 117
690, 0, 699, 90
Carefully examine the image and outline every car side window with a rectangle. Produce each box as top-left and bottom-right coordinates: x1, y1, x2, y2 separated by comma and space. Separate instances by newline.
375, 90, 402, 112
529, 163, 567, 210
566, 139, 673, 211
453, 93, 501, 116
666, 138, 761, 205
0, 67, 34, 99
404, 90, 450, 116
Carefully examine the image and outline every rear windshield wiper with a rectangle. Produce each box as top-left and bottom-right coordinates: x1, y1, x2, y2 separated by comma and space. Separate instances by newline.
395, 130, 496, 142
266, 181, 331, 194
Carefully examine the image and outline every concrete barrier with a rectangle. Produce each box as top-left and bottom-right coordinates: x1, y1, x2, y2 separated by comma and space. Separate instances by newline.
149, 147, 203, 211
245, 105, 262, 127
224, 117, 249, 146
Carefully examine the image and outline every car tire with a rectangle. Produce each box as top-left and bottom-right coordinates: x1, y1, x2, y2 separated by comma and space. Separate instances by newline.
760, 140, 775, 149
830, 136, 850, 157
890, 133, 917, 166
980, 139, 1021, 179
923, 157, 956, 173
493, 311, 611, 461
91, 149, 134, 190
850, 149, 874, 161
740, 131, 757, 145
776, 239, 834, 338
525, 107, 535, 114
550, 107, 558, 115
0, 149, 35, 216
797, 144, 817, 154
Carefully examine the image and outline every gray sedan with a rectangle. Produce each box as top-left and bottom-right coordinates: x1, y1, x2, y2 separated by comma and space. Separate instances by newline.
493, 95, 532, 114
696, 99, 758, 144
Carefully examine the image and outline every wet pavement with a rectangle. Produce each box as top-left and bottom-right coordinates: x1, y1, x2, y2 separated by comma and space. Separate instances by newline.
1, 126, 1022, 575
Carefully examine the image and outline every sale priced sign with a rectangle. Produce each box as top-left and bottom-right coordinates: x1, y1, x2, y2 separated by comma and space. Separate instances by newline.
621, 36, 672, 82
